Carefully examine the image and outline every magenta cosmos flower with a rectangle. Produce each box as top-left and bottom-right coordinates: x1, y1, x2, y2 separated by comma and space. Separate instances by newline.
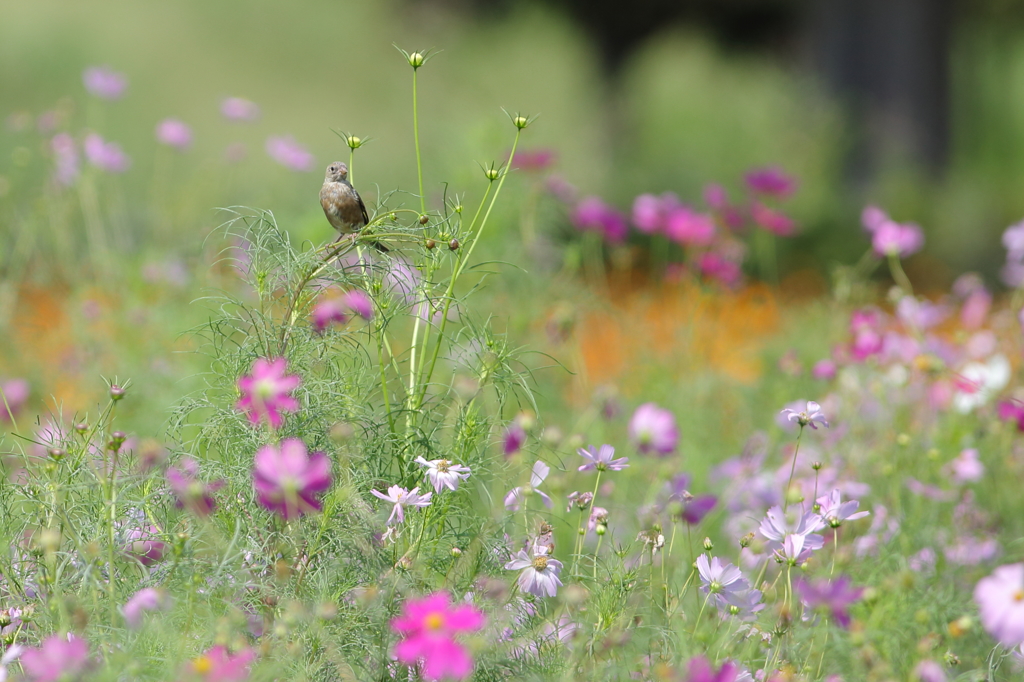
236, 357, 301, 429
156, 118, 193, 150
21, 634, 90, 682
82, 66, 127, 99
253, 438, 332, 520
221, 97, 261, 122
311, 295, 347, 333
266, 135, 314, 172
665, 206, 716, 246
122, 587, 172, 629
167, 458, 224, 517
571, 196, 628, 242
975, 563, 1024, 647
342, 289, 373, 320
685, 656, 740, 682
372, 485, 432, 525
84, 133, 130, 173
391, 592, 485, 681
751, 202, 796, 236
124, 525, 166, 566
631, 192, 679, 234
189, 646, 255, 682
744, 165, 797, 198
577, 444, 629, 472
628, 403, 678, 455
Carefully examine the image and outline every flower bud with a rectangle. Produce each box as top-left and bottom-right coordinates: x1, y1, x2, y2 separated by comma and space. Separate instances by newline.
811, 461, 823, 471
484, 167, 499, 181
48, 448, 65, 461
450, 547, 462, 558
703, 537, 713, 551
418, 214, 429, 225
408, 52, 425, 68
0, 611, 11, 628
109, 384, 126, 401
425, 238, 436, 250
595, 524, 607, 536
943, 651, 960, 666
448, 239, 460, 251
513, 115, 529, 130
346, 136, 362, 149
74, 422, 88, 433
390, 212, 398, 222
454, 204, 463, 214
739, 532, 754, 548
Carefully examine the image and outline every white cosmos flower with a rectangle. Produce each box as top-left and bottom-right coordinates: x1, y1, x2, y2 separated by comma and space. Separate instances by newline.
504, 543, 563, 598
954, 354, 1011, 413
414, 456, 471, 493
370, 485, 432, 525
504, 461, 553, 511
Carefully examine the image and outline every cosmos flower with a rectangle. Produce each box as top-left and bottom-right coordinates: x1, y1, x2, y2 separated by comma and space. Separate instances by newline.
342, 289, 374, 320
188, 646, 255, 682
796, 576, 863, 628
221, 97, 261, 122
759, 506, 825, 564
20, 634, 90, 682
82, 66, 127, 99
685, 655, 741, 682
665, 206, 716, 246
948, 449, 984, 484
504, 461, 553, 511
504, 544, 564, 598
780, 401, 829, 430
751, 202, 796, 236
155, 118, 193, 149
576, 444, 629, 472
872, 220, 925, 258
123, 525, 166, 566
815, 489, 870, 528
372, 485, 433, 525
84, 133, 130, 173
166, 458, 224, 517
696, 555, 749, 609
252, 438, 332, 520
570, 196, 628, 243
628, 403, 679, 455
235, 357, 301, 429
391, 592, 485, 681
122, 587, 172, 629
266, 135, 314, 172
632, 193, 678, 234
50, 134, 80, 187
311, 295, 347, 333
415, 456, 471, 493
744, 166, 797, 198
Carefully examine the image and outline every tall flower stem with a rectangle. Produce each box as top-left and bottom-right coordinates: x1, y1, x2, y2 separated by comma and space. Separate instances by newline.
572, 469, 602, 576
887, 253, 914, 295
782, 425, 805, 513
412, 69, 425, 216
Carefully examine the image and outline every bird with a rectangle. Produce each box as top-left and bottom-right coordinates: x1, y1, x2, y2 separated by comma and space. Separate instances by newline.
320, 161, 369, 241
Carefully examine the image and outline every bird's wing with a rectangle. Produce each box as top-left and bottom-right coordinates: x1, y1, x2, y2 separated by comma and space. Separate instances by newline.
357, 192, 369, 226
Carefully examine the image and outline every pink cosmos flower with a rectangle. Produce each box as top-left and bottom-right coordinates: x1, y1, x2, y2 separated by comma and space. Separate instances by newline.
913, 660, 948, 682
50, 134, 80, 187
415, 457, 471, 493
124, 525, 166, 566
391, 592, 485, 681
156, 118, 193, 149
84, 133, 130, 173
872, 220, 924, 258
960, 289, 991, 330
665, 206, 716, 246
189, 646, 255, 682
632, 193, 672, 234
698, 252, 743, 288
628, 403, 678, 456
570, 196, 628, 242
780, 400, 829, 430
850, 309, 884, 360
1004, 220, 1024, 260
21, 634, 90, 682
504, 461, 553, 510
812, 359, 837, 380
751, 202, 796, 236
510, 148, 555, 172
948, 448, 984, 484
815, 489, 870, 528
221, 97, 261, 122
744, 166, 797, 198
975, 564, 1024, 646
796, 576, 863, 628
342, 289, 374, 320
759, 506, 825, 563
703, 183, 729, 210
576, 444, 629, 472
998, 400, 1024, 431
696, 555, 749, 609
82, 66, 127, 99
0, 378, 29, 422
505, 543, 564, 597
235, 357, 301, 429
253, 438, 332, 520
266, 135, 314, 171
0, 644, 24, 680
861, 205, 888, 233
122, 587, 171, 629
167, 458, 224, 517
311, 295, 347, 333
372, 485, 432, 525
685, 655, 740, 682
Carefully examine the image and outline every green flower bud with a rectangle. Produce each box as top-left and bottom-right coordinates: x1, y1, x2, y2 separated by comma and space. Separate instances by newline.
346, 136, 363, 149
484, 167, 499, 181
408, 52, 424, 68
703, 537, 713, 551
513, 115, 529, 129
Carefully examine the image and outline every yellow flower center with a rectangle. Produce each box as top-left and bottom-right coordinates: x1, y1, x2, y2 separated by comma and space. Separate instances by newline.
192, 656, 212, 674
1014, 590, 1024, 602
424, 612, 445, 630
532, 556, 549, 571
437, 459, 450, 473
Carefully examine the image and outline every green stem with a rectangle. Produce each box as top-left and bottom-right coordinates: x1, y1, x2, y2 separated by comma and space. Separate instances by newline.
887, 253, 914, 295
412, 69, 425, 215
782, 425, 805, 513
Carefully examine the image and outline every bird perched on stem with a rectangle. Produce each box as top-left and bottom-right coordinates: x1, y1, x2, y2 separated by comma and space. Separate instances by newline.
320, 161, 370, 243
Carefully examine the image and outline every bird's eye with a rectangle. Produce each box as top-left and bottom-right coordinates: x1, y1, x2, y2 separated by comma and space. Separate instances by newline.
329, 165, 336, 172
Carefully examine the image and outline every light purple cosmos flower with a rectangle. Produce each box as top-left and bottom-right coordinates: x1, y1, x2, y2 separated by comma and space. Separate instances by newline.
861, 205, 888, 233
796, 576, 863, 628
504, 461, 553, 511
415, 456, 471, 493
82, 66, 127, 99
759, 506, 824, 564
221, 97, 261, 122
948, 448, 984, 484
253, 438, 332, 520
975, 564, 1024, 647
0, 644, 24, 681
235, 357, 301, 429
780, 400, 829, 430
744, 166, 797, 198
577, 444, 628, 472
266, 135, 314, 172
50, 133, 80, 187
685, 655, 741, 682
167, 457, 224, 517
696, 555, 748, 608
628, 403, 678, 455
84, 133, 130, 173
723, 587, 765, 618
913, 660, 948, 682
155, 118, 192, 149
812, 359, 837, 380
872, 219, 925, 258
504, 544, 563, 598
122, 587, 172, 629
342, 289, 374, 320
1004, 220, 1024, 260
815, 489, 870, 528
372, 485, 432, 525
20, 634, 90, 682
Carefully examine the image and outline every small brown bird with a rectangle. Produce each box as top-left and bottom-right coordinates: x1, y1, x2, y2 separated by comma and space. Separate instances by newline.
320, 161, 369, 239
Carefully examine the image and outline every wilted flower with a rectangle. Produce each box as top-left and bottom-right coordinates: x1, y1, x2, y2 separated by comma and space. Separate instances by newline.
122, 587, 172, 629
235, 357, 301, 429
167, 458, 224, 517
391, 592, 485, 681
221, 97, 261, 122
576, 444, 629, 472
796, 576, 863, 628
20, 634, 90, 682
156, 118, 193, 149
266, 135, 313, 171
975, 563, 1024, 647
82, 66, 127, 99
628, 403, 678, 455
188, 646, 255, 682
815, 489, 870, 528
588, 507, 609, 533
372, 485, 432, 525
780, 400, 829, 430
84, 133, 130, 173
504, 461, 553, 511
505, 544, 564, 598
253, 439, 332, 520
566, 491, 593, 511
415, 457, 471, 493
744, 166, 796, 198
